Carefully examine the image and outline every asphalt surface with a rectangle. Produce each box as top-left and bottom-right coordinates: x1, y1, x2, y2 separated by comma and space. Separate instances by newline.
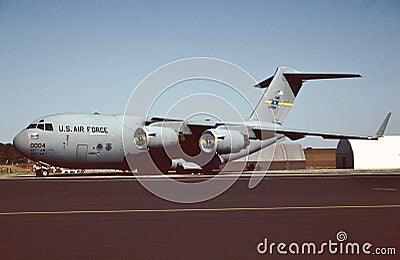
0, 173, 399, 259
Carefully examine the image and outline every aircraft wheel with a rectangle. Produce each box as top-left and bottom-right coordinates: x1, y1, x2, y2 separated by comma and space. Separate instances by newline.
35, 170, 43, 177
148, 148, 172, 174
176, 164, 185, 174
202, 168, 215, 174
202, 154, 222, 174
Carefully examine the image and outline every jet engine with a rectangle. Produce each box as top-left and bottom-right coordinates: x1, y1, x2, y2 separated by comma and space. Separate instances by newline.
199, 128, 249, 154
133, 126, 179, 150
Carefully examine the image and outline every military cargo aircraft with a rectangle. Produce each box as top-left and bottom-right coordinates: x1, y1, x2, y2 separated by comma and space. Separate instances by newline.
13, 67, 390, 176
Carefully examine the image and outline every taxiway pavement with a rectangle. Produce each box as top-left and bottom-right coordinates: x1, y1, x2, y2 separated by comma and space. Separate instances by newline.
0, 172, 399, 259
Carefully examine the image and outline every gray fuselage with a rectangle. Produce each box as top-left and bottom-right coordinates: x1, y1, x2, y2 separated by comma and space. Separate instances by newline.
13, 113, 145, 170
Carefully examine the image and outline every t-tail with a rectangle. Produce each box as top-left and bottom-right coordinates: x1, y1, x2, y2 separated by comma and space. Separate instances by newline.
249, 67, 361, 124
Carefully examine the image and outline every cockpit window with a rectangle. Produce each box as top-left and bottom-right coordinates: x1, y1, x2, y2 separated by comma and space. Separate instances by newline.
26, 124, 37, 129
45, 123, 54, 131
26, 122, 54, 131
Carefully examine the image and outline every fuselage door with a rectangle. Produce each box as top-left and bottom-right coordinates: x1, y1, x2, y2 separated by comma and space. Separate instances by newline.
76, 144, 88, 161
45, 149, 54, 160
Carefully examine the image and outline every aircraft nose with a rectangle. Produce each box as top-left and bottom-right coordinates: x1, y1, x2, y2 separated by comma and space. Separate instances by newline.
13, 131, 28, 155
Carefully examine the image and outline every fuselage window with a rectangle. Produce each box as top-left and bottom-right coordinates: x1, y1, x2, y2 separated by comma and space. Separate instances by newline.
37, 123, 45, 130
45, 123, 54, 131
27, 124, 37, 129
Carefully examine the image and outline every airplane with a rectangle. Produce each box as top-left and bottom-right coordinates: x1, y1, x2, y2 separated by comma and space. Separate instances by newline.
13, 67, 391, 177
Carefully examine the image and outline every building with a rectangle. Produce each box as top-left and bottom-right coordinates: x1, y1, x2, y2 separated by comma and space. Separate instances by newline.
336, 136, 400, 169
304, 148, 336, 169
223, 143, 306, 171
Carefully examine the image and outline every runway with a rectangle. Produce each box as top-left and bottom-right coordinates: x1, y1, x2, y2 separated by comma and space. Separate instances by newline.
0, 172, 399, 259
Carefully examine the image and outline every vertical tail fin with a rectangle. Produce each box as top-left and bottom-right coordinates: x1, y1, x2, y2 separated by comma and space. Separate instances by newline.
249, 67, 361, 124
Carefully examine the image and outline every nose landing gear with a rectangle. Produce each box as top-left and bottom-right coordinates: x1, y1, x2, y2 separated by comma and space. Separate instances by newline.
35, 169, 49, 177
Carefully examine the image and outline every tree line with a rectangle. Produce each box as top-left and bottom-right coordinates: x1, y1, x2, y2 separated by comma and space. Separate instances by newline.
0, 143, 28, 164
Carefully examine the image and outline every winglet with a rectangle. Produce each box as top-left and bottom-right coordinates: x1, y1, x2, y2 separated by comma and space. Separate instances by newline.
375, 112, 391, 137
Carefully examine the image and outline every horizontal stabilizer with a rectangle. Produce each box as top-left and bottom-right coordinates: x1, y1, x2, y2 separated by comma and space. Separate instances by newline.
255, 72, 361, 96
283, 73, 361, 96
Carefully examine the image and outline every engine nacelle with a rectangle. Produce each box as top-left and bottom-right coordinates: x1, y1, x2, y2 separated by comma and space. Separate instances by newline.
134, 126, 179, 150
199, 128, 249, 154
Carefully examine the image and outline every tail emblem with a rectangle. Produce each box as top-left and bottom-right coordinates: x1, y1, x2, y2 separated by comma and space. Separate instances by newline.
264, 99, 294, 107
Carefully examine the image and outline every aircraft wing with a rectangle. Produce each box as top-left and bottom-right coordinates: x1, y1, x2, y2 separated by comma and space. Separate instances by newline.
274, 129, 376, 140
255, 112, 391, 141
145, 116, 184, 125
146, 112, 391, 142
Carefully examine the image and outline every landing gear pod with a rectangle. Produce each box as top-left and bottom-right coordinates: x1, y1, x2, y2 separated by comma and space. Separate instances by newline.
199, 128, 249, 154
133, 126, 179, 150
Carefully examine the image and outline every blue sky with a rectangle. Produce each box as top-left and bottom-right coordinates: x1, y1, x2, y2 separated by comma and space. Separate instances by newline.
1, 1, 399, 147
